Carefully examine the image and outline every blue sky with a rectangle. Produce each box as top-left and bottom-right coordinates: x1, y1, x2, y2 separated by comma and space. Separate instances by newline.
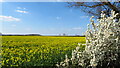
0, 2, 91, 35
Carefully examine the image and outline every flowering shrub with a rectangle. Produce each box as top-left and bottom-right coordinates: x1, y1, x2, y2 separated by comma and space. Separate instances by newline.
57, 10, 120, 68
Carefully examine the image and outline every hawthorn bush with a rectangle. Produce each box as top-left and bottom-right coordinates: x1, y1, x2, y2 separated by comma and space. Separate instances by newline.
57, 10, 120, 68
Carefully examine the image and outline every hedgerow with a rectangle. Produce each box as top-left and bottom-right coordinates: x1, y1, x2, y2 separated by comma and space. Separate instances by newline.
57, 10, 120, 68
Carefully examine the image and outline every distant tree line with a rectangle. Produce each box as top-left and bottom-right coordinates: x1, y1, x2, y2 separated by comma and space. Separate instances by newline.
1, 34, 42, 36
1, 33, 85, 37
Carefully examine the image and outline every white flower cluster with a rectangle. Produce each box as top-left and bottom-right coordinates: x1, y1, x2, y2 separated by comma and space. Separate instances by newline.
57, 10, 120, 68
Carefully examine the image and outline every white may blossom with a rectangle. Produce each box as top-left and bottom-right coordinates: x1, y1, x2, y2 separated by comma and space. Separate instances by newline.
57, 10, 120, 68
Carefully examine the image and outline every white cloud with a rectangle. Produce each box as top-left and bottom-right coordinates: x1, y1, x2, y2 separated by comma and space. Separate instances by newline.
56, 16, 61, 20
16, 10, 28, 14
0, 0, 4, 2
0, 15, 21, 22
72, 27, 81, 30
16, 7, 29, 14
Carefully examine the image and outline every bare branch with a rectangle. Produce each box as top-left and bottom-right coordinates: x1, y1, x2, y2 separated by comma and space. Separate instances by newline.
67, 2, 120, 19
71, 2, 106, 8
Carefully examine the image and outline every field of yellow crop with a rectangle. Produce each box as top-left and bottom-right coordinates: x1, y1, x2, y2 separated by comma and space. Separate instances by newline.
2, 36, 85, 67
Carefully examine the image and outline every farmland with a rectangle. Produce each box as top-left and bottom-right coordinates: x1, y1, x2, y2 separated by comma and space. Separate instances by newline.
2, 36, 86, 67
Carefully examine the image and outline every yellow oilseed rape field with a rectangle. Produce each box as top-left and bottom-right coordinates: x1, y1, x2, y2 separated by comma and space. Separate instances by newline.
1, 36, 86, 67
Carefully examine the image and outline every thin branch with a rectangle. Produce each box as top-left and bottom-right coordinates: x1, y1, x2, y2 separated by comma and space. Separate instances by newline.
71, 2, 106, 8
